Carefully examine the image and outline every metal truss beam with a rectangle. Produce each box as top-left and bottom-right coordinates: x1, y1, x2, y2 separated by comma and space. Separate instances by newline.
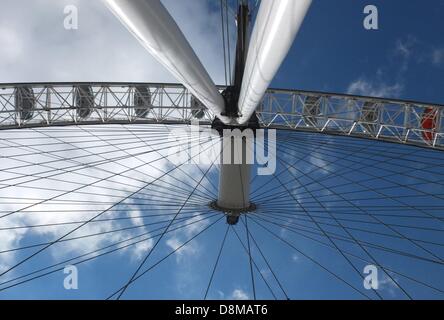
0, 82, 443, 150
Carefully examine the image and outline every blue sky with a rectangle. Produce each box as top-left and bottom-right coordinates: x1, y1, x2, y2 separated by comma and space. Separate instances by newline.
0, 0, 443, 300
271, 0, 444, 105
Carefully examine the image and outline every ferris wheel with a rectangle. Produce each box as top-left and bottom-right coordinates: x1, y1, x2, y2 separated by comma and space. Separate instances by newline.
0, 0, 443, 301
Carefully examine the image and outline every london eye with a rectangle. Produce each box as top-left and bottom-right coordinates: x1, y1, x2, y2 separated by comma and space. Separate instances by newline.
0, 0, 443, 300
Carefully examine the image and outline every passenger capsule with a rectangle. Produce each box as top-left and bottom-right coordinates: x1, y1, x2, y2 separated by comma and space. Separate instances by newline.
75, 85, 94, 119
15, 86, 35, 121
134, 86, 152, 118
303, 96, 321, 126
360, 101, 380, 134
421, 107, 438, 142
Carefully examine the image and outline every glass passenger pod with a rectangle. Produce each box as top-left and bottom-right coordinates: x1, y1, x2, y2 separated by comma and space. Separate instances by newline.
360, 101, 380, 135
191, 95, 206, 119
74, 85, 94, 119
14, 86, 35, 122
421, 107, 438, 142
303, 95, 321, 126
134, 86, 152, 118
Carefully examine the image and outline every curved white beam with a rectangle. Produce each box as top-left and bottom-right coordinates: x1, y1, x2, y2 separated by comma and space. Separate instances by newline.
237, 0, 312, 124
104, 0, 230, 124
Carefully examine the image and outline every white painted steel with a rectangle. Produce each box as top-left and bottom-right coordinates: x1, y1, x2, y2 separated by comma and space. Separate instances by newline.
217, 134, 252, 210
237, 0, 312, 124
104, 0, 230, 124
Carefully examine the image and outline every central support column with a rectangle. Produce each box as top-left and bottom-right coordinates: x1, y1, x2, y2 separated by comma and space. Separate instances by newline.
210, 123, 258, 225
217, 134, 252, 211
210, 1, 256, 225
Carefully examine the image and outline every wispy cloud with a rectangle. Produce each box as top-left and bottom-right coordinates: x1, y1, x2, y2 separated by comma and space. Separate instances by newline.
394, 36, 419, 72
0, 0, 228, 84
346, 36, 416, 99
229, 288, 250, 300
166, 236, 199, 263
379, 274, 399, 298
0, 129, 160, 272
395, 36, 417, 59
347, 33, 444, 102
0, 0, 227, 288
347, 78, 404, 98
432, 48, 444, 66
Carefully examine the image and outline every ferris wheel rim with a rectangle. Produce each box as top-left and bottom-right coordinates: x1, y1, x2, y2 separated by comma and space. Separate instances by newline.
1, 82, 443, 152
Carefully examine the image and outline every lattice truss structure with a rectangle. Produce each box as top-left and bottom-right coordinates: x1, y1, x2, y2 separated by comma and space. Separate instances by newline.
1, 83, 443, 149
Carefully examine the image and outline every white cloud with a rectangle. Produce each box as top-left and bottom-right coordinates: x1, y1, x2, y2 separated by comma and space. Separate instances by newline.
0, 0, 228, 281
347, 78, 404, 98
395, 38, 414, 59
432, 48, 444, 66
0, 216, 27, 274
230, 288, 250, 300
379, 274, 399, 298
166, 236, 199, 263
394, 36, 418, 72
216, 290, 225, 299
345, 37, 429, 100
260, 268, 271, 279
0, 125, 184, 275
0, 0, 229, 84
0, 25, 24, 63
164, 211, 211, 263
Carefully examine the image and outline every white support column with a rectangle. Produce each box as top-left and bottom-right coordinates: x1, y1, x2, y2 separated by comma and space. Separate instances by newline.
237, 0, 312, 124
217, 133, 252, 211
104, 0, 230, 124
